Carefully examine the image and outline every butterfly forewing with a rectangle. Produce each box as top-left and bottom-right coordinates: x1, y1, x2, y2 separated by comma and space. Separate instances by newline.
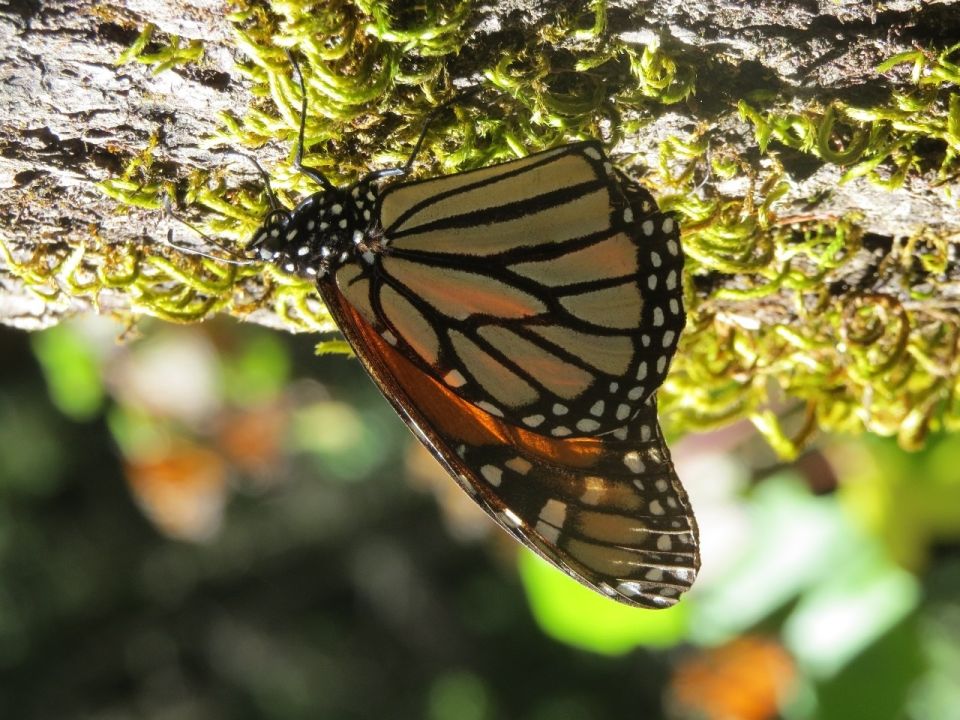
341, 142, 685, 441
319, 273, 699, 608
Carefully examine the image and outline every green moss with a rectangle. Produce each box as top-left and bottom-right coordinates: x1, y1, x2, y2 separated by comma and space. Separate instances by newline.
116, 23, 204, 75
657, 42, 960, 452
738, 43, 960, 189
7, 1, 958, 454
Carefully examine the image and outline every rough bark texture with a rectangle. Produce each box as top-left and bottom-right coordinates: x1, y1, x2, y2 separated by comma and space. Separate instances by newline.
1, 0, 958, 330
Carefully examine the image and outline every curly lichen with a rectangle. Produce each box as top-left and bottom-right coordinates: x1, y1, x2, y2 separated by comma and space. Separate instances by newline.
655, 44, 960, 454
738, 43, 960, 191
15, 0, 955, 455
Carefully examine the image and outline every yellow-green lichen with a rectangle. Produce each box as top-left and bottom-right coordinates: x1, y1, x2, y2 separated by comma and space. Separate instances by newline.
654, 43, 960, 453
738, 43, 960, 191
116, 23, 205, 75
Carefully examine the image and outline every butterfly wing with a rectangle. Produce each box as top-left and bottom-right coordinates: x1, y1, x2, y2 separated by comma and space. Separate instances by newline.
318, 280, 699, 608
341, 141, 685, 439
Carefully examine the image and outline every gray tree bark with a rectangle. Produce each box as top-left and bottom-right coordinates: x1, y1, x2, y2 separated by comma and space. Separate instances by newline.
1, 0, 958, 330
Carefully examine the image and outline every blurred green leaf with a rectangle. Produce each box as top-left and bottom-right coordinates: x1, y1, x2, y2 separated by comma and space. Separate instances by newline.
291, 401, 393, 480
221, 332, 290, 406
0, 396, 63, 496
815, 615, 925, 720
784, 551, 919, 678
427, 671, 493, 720
30, 324, 104, 421
519, 549, 689, 654
692, 474, 854, 644
839, 435, 960, 572
106, 405, 173, 459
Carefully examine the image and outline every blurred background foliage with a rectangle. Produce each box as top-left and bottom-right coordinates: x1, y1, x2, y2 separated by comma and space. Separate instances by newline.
2, 315, 959, 719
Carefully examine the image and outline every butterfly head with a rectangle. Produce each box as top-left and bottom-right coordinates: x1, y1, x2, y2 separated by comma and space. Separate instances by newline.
246, 180, 380, 281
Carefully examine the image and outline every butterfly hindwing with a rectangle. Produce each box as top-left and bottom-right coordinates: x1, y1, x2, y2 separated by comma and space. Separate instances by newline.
319, 283, 699, 608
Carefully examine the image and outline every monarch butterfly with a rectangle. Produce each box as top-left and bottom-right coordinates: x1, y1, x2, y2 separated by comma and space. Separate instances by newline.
232, 56, 699, 608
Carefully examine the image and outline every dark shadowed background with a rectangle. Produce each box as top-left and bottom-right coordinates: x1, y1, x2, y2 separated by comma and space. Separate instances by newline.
1, 316, 959, 720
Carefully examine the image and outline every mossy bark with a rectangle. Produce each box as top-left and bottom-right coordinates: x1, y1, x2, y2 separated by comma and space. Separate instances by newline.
1, 0, 957, 333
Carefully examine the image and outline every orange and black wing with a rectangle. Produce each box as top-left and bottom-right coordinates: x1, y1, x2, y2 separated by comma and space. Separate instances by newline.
339, 141, 685, 440
317, 280, 699, 608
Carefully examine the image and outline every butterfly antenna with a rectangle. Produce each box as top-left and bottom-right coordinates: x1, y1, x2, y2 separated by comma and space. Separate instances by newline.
362, 83, 486, 184
161, 196, 255, 267
221, 150, 283, 211
402, 84, 485, 174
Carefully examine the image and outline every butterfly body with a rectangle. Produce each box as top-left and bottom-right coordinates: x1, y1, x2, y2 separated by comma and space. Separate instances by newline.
250, 179, 381, 279
243, 80, 698, 608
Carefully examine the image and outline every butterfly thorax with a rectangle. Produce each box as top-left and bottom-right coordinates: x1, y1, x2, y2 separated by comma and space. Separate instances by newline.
248, 180, 381, 280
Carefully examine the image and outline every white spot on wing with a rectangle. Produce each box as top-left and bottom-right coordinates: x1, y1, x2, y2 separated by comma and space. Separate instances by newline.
623, 451, 645, 473
535, 520, 560, 544
477, 401, 504, 417
539, 499, 567, 525
444, 370, 467, 387
480, 465, 503, 486
505, 457, 533, 475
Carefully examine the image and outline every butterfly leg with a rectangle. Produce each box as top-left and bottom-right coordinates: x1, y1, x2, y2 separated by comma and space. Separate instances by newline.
286, 51, 336, 192
360, 84, 485, 184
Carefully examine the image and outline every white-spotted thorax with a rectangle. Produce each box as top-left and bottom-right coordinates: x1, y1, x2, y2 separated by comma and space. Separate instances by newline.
245, 178, 383, 280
